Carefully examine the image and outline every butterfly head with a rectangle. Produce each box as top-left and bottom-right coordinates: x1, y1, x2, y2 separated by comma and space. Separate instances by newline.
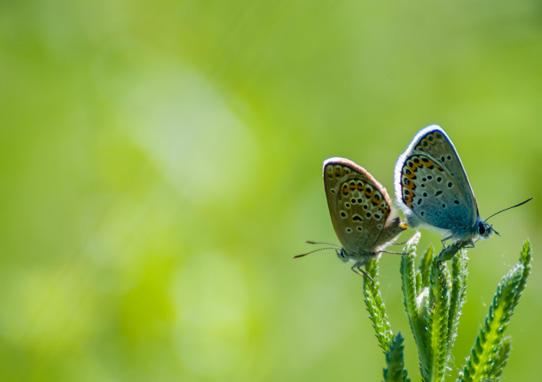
477, 220, 496, 239
336, 248, 350, 263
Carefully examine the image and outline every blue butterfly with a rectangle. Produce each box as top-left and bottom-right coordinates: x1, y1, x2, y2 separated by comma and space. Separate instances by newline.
394, 125, 531, 247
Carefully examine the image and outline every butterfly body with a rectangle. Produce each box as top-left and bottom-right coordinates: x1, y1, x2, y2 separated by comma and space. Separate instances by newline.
394, 125, 495, 244
324, 157, 406, 271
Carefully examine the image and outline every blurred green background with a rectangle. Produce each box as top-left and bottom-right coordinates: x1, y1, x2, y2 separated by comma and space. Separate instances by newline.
1, 1, 541, 381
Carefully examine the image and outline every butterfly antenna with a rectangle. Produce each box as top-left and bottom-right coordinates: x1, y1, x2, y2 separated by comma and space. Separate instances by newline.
305, 240, 340, 247
293, 247, 337, 259
485, 197, 533, 221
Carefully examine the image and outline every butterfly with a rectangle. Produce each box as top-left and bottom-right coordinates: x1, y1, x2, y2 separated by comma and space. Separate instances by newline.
394, 125, 531, 247
295, 157, 407, 274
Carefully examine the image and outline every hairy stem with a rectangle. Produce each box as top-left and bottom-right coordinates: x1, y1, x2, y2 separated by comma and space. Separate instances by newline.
428, 259, 450, 382
384, 333, 411, 382
363, 259, 394, 353
401, 233, 431, 381
457, 241, 532, 382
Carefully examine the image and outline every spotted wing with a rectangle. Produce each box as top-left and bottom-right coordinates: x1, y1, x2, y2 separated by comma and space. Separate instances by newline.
394, 125, 478, 235
324, 157, 404, 254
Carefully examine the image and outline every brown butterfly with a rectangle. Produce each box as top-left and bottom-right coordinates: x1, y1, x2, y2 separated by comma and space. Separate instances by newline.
296, 157, 407, 274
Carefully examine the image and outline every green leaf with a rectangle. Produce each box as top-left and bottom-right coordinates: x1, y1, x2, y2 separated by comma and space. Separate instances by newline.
428, 259, 450, 382
457, 241, 532, 382
515, 240, 532, 306
383, 333, 411, 382
437, 239, 467, 262
486, 337, 511, 381
363, 259, 394, 353
400, 232, 430, 381
419, 246, 434, 289
448, 250, 468, 352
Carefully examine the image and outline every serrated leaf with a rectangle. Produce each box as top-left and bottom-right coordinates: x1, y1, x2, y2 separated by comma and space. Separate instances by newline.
428, 259, 450, 382
486, 337, 511, 381
419, 246, 434, 289
363, 259, 394, 353
383, 333, 411, 382
457, 242, 532, 382
448, 250, 468, 352
400, 233, 431, 381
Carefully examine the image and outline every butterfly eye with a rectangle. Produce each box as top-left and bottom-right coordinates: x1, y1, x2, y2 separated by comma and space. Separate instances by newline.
478, 222, 486, 235
338, 249, 350, 262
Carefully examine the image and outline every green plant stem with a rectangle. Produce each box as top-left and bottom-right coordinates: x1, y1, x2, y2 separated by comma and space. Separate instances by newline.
401, 233, 431, 381
363, 259, 394, 353
446, 249, 469, 374
428, 259, 450, 382
447, 251, 468, 358
457, 241, 532, 382
404, 236, 467, 382
360, 234, 531, 382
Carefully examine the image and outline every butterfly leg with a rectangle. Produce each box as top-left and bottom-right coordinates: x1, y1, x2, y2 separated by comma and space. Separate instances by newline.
461, 240, 475, 249
350, 263, 364, 276
441, 235, 453, 248
351, 262, 374, 281
379, 249, 406, 256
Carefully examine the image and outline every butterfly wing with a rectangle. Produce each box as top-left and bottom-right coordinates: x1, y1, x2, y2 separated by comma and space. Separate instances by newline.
394, 125, 478, 236
324, 157, 405, 254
